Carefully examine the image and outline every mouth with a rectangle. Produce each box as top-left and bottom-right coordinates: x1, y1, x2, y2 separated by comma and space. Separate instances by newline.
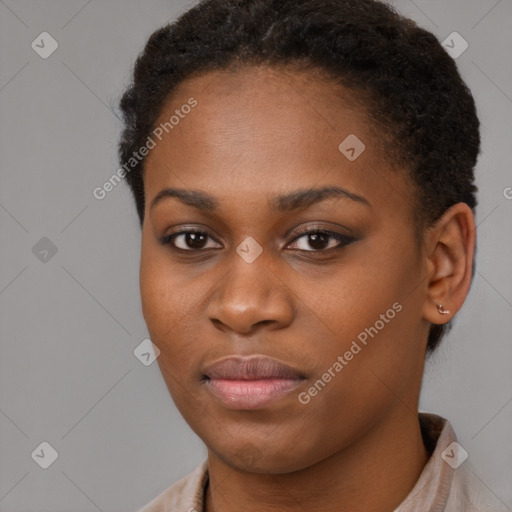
201, 355, 306, 410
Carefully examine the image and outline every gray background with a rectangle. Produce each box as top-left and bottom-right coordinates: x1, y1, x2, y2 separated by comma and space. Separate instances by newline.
0, 0, 511, 510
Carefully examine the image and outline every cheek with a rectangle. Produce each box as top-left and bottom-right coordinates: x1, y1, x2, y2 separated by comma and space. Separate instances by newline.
139, 240, 190, 339
139, 247, 203, 405
139, 240, 209, 373
300, 235, 422, 386
140, 250, 169, 331
298, 246, 408, 341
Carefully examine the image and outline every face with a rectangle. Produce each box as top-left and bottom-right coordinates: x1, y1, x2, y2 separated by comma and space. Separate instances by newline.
140, 65, 430, 473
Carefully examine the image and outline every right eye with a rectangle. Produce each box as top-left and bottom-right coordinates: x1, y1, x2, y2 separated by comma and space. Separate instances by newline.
160, 229, 222, 251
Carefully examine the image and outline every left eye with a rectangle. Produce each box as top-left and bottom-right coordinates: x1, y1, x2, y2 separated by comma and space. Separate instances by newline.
287, 230, 355, 252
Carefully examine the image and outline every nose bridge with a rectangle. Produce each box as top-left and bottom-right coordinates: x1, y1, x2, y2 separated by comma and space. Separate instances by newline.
206, 248, 293, 333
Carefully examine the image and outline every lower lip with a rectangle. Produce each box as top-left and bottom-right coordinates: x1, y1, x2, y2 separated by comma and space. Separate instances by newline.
205, 378, 304, 409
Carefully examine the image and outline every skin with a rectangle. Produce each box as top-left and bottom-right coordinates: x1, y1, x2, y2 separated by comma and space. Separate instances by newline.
139, 65, 475, 512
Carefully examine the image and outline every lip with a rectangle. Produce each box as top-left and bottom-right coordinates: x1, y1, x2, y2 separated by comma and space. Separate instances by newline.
202, 355, 306, 410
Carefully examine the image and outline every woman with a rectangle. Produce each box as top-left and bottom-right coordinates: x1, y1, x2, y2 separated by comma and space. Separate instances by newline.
118, 0, 504, 510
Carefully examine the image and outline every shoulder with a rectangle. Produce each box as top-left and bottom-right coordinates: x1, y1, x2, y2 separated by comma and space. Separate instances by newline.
136, 459, 209, 512
445, 461, 509, 512
395, 413, 508, 512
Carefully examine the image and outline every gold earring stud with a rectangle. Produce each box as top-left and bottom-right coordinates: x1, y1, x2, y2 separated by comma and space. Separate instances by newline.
437, 304, 450, 315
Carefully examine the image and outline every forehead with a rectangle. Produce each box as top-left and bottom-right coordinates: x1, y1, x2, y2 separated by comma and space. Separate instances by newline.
143, 65, 412, 217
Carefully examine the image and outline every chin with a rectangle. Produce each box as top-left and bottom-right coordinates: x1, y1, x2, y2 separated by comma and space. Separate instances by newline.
210, 437, 321, 475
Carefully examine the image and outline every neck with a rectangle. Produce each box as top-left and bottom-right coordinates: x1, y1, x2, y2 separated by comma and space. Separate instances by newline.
205, 408, 429, 512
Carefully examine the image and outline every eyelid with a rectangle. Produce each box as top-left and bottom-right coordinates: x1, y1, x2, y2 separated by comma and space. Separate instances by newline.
288, 224, 353, 239
284, 220, 357, 239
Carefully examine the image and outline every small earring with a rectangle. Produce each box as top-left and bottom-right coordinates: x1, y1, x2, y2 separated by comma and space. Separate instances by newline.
437, 304, 451, 315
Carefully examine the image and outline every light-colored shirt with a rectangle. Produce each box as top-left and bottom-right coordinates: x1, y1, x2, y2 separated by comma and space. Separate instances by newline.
137, 413, 508, 511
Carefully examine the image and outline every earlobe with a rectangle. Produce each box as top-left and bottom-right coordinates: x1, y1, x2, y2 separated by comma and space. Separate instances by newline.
422, 203, 476, 325
436, 304, 451, 315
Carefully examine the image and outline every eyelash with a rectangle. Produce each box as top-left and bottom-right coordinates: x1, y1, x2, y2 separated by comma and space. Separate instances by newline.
159, 226, 356, 254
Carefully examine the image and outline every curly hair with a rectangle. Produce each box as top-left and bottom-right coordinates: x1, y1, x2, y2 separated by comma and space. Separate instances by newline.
118, 0, 480, 352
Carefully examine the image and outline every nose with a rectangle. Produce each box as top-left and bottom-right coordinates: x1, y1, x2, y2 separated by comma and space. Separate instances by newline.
206, 253, 294, 335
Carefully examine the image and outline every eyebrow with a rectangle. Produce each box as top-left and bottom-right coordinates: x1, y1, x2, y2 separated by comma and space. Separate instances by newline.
150, 185, 371, 212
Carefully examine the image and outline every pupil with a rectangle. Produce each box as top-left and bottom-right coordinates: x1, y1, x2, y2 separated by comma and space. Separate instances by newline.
187, 232, 207, 249
309, 233, 328, 250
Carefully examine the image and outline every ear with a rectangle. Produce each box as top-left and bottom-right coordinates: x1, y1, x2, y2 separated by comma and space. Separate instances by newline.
422, 203, 476, 325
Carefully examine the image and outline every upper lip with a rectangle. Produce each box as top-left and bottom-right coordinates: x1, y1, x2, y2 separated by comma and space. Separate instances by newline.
202, 355, 305, 380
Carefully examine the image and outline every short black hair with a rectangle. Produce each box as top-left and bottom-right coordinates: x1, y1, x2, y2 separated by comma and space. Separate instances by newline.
118, 0, 480, 352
